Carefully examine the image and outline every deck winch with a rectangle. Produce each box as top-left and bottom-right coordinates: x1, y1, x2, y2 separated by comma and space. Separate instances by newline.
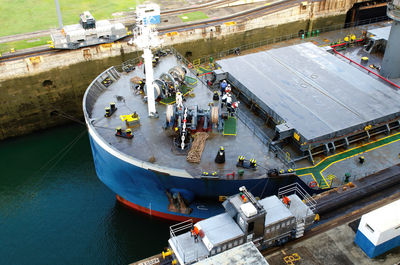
144, 66, 188, 101
164, 103, 223, 150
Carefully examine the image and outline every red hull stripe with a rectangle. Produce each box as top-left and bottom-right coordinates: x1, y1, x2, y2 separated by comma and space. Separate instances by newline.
116, 195, 203, 222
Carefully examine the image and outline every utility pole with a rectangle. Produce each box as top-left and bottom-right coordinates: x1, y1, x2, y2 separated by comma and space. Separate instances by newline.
54, 0, 63, 29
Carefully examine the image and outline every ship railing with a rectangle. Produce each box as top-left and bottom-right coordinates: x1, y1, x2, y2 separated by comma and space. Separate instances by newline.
236, 109, 297, 169
84, 66, 121, 117
271, 145, 297, 170
170, 219, 193, 238
277, 183, 316, 213
236, 109, 271, 146
114, 57, 142, 73
170, 46, 201, 79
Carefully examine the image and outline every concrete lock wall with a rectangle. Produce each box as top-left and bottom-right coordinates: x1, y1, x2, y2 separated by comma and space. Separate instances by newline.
0, 55, 125, 139
0, 0, 373, 140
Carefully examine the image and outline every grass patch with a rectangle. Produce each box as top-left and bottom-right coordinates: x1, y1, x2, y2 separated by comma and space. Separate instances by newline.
179, 11, 208, 22
0, 36, 51, 54
0, 0, 144, 37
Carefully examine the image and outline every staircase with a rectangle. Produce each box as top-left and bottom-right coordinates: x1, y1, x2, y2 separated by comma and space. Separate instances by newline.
295, 221, 305, 238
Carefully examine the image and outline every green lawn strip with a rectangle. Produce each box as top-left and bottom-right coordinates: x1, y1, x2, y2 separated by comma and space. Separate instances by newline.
0, 0, 143, 37
179, 11, 208, 22
0, 36, 51, 54
296, 132, 400, 186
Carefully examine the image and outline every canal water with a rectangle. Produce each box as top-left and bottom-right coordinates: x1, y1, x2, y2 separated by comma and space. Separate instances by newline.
0, 124, 172, 265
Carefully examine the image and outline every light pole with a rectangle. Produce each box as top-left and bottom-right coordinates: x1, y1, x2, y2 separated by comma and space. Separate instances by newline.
54, 0, 63, 29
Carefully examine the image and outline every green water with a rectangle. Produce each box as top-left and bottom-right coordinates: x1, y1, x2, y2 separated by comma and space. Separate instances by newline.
0, 124, 172, 265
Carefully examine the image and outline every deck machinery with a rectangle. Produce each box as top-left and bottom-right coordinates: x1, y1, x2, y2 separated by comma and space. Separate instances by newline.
168, 184, 315, 265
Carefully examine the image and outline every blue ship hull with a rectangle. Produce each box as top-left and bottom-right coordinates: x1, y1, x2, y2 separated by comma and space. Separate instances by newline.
88, 131, 319, 221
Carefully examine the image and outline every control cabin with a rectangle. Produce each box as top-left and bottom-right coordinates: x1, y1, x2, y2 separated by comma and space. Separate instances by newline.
80, 11, 96, 29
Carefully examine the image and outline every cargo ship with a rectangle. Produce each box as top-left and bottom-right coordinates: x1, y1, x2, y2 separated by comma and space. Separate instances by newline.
83, 3, 400, 221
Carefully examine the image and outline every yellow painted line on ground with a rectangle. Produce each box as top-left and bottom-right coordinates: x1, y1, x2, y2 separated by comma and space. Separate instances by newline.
320, 172, 330, 188
296, 132, 400, 189
296, 172, 320, 186
320, 173, 329, 187
320, 137, 400, 176
296, 131, 400, 171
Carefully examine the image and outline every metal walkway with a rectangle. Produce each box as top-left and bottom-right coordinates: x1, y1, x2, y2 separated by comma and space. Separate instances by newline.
296, 132, 400, 188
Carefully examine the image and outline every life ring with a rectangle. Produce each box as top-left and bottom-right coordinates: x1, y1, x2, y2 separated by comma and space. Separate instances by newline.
188, 63, 193, 69
309, 181, 318, 188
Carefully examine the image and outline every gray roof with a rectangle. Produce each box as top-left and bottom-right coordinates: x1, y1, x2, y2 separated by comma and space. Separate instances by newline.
217, 42, 400, 142
193, 242, 269, 265
198, 213, 244, 245
258, 196, 293, 226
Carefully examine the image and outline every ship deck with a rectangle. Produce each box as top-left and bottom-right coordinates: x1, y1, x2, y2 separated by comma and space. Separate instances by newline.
84, 22, 400, 185
85, 54, 285, 179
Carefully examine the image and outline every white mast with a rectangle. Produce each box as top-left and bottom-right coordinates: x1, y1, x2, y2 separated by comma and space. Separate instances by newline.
134, 4, 162, 117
